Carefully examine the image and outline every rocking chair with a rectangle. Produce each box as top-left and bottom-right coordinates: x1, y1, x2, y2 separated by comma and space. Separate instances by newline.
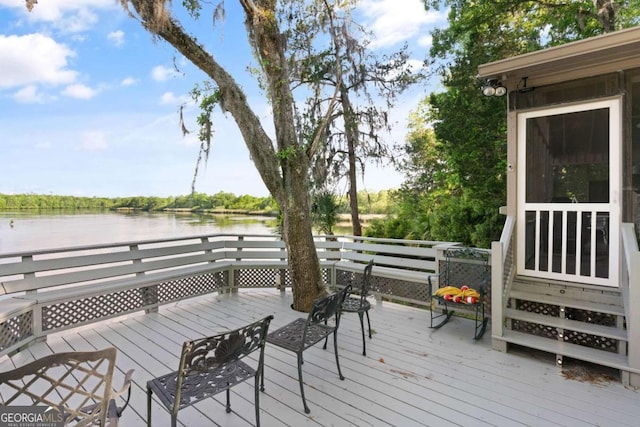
428, 247, 490, 340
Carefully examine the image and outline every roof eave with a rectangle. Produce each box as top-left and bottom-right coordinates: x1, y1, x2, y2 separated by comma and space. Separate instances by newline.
478, 26, 640, 90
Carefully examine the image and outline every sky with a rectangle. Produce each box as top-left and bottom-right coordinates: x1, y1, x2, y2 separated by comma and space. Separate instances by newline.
0, 0, 446, 198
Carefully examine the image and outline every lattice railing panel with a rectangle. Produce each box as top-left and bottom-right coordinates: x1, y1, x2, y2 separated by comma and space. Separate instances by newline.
234, 268, 330, 289
336, 269, 429, 304
43, 289, 145, 331
156, 272, 224, 303
373, 276, 429, 302
336, 270, 360, 293
0, 311, 33, 352
321, 268, 330, 285
236, 268, 284, 288
42, 272, 223, 332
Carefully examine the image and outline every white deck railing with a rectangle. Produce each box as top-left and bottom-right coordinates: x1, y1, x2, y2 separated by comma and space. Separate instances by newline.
0, 233, 461, 357
621, 223, 640, 386
519, 204, 617, 286
491, 215, 515, 345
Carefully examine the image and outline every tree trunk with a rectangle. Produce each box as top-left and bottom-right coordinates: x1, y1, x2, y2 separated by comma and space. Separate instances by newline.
594, 0, 616, 32
126, 0, 325, 311
246, 0, 326, 310
340, 84, 363, 236
282, 174, 327, 310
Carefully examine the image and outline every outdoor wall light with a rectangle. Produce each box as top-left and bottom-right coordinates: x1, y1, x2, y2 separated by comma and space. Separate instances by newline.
481, 79, 507, 97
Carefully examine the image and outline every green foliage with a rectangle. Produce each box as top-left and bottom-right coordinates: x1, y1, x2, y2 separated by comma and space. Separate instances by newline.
276, 146, 299, 160
0, 192, 279, 214
357, 189, 394, 215
284, 1, 423, 233
369, 0, 640, 247
364, 188, 432, 241
0, 190, 400, 218
0, 194, 116, 210
186, 82, 224, 191
311, 190, 340, 234
182, 0, 202, 19
365, 216, 412, 240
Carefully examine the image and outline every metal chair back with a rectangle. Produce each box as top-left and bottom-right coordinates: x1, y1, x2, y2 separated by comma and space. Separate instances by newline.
147, 315, 273, 427
341, 259, 374, 355
429, 247, 490, 339
0, 347, 121, 427
356, 259, 374, 307
308, 284, 350, 326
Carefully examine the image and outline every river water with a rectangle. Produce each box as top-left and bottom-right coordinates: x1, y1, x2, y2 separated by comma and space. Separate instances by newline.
0, 210, 279, 254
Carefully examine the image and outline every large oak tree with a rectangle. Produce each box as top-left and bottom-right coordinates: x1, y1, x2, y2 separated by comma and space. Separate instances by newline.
26, 0, 350, 311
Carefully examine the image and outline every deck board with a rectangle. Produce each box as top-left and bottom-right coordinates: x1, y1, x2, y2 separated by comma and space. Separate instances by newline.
2, 288, 640, 426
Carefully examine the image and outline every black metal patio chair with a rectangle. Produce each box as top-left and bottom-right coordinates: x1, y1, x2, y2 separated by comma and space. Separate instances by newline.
428, 247, 490, 340
264, 285, 351, 414
341, 259, 374, 355
146, 315, 274, 427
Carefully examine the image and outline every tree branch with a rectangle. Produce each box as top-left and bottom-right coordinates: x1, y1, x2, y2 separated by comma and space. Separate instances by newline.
127, 0, 285, 201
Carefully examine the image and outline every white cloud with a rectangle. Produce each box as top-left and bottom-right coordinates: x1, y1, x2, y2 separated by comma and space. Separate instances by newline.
107, 30, 125, 47
79, 131, 108, 150
151, 65, 182, 82
13, 85, 46, 104
179, 133, 201, 147
121, 77, 137, 86
36, 141, 52, 150
2, 0, 119, 33
417, 35, 433, 47
0, 34, 77, 89
160, 91, 190, 105
58, 7, 99, 33
62, 83, 98, 99
357, 0, 444, 48
406, 59, 426, 73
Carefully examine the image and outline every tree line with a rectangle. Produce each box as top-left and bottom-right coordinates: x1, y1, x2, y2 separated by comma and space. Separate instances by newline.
0, 192, 276, 213
0, 190, 393, 215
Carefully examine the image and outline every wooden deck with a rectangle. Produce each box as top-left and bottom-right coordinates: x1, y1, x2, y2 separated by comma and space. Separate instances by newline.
2, 289, 639, 426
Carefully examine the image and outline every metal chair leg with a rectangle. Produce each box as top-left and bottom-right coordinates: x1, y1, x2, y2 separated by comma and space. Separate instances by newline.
146, 387, 152, 427
322, 319, 328, 349
358, 312, 366, 356
474, 303, 488, 340
225, 387, 231, 413
430, 303, 455, 329
254, 374, 261, 427
297, 353, 310, 414
365, 311, 372, 338
333, 331, 344, 380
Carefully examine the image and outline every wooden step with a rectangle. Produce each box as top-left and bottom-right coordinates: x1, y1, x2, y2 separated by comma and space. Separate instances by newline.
509, 290, 625, 316
513, 276, 621, 296
511, 278, 624, 306
496, 330, 634, 373
505, 308, 627, 341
